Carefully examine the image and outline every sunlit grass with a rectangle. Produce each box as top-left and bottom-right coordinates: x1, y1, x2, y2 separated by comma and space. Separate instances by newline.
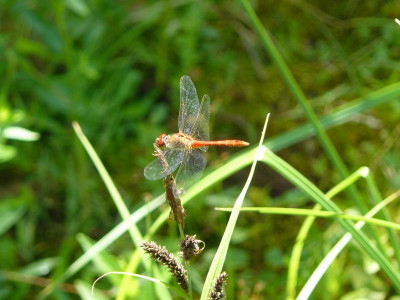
2, 1, 400, 299
36, 77, 400, 298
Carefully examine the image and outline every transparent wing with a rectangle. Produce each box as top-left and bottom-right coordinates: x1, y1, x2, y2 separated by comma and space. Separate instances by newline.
144, 148, 185, 180
175, 149, 207, 194
178, 75, 200, 135
191, 94, 210, 152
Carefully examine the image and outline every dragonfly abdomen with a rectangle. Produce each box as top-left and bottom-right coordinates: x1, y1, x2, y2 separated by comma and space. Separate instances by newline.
191, 140, 249, 148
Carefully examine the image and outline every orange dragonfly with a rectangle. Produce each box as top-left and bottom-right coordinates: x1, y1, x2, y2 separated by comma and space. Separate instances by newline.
144, 75, 249, 194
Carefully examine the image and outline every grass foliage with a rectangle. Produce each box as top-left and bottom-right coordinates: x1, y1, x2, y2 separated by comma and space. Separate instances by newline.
1, 0, 400, 299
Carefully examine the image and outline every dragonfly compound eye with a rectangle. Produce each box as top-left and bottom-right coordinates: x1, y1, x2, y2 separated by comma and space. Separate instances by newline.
156, 134, 166, 146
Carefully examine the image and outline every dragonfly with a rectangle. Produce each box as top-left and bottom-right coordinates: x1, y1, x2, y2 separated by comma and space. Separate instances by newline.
144, 75, 249, 195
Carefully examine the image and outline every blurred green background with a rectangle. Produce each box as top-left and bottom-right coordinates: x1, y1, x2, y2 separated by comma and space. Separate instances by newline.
1, 0, 400, 299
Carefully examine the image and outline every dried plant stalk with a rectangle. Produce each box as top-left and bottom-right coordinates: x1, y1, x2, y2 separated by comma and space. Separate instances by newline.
153, 144, 186, 228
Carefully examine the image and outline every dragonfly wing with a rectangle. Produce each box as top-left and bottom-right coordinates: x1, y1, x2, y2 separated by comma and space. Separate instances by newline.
144, 148, 185, 180
175, 149, 206, 194
178, 75, 200, 135
192, 94, 210, 152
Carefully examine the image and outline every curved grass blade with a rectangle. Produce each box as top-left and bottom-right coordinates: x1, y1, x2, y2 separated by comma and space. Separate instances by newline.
239, 0, 394, 265
262, 148, 400, 292
287, 168, 399, 299
200, 114, 270, 300
72, 122, 144, 245
215, 207, 400, 231
286, 167, 369, 300
42, 81, 400, 297
297, 190, 400, 300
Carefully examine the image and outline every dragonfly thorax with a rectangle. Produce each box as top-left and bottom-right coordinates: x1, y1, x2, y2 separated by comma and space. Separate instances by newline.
164, 133, 194, 150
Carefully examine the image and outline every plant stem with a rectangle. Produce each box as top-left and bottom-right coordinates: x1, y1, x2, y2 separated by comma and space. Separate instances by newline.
178, 224, 193, 300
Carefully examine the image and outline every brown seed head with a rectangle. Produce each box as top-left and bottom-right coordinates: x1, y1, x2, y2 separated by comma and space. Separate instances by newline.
141, 241, 188, 293
179, 234, 205, 260
209, 272, 228, 300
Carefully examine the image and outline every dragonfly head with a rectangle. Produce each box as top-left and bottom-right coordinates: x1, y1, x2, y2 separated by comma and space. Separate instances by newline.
156, 134, 166, 147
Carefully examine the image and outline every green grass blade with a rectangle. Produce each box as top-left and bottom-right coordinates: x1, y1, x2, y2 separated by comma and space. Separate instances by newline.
68, 195, 164, 279
71, 122, 171, 300
72, 122, 144, 245
37, 196, 164, 299
76, 234, 122, 286
200, 114, 269, 300
297, 190, 400, 300
238, 0, 351, 178
365, 172, 400, 265
45, 83, 400, 297
262, 148, 400, 292
239, 0, 392, 265
272, 81, 400, 153
216, 207, 400, 231
82, 80, 400, 253
239, 0, 347, 175
147, 78, 400, 235
286, 167, 369, 300
287, 205, 319, 300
